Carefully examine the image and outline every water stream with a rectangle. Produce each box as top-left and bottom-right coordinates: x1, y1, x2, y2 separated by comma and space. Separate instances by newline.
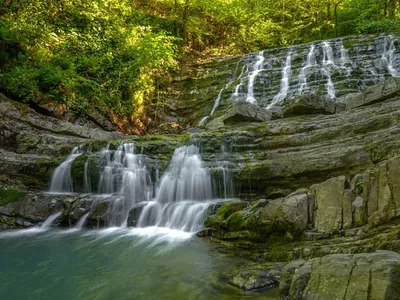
197, 35, 400, 117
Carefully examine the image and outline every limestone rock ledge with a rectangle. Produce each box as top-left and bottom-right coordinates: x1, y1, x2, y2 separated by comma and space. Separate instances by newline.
280, 251, 400, 300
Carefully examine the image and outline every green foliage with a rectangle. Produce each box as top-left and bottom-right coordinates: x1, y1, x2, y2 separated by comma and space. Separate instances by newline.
0, 0, 179, 133
357, 18, 400, 34
2, 0, 400, 133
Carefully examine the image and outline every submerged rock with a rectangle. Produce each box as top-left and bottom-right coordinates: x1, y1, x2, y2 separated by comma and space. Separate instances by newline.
229, 262, 284, 292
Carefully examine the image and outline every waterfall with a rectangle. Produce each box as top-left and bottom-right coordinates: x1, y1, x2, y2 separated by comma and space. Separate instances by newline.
213, 145, 234, 199
232, 65, 248, 98
137, 201, 211, 232
269, 51, 292, 107
83, 158, 92, 193
197, 88, 223, 126
96, 143, 153, 226
381, 36, 400, 77
75, 212, 90, 229
156, 145, 212, 202
49, 147, 82, 193
246, 51, 264, 104
198, 59, 243, 126
340, 44, 350, 66
40, 212, 62, 229
137, 144, 215, 231
322, 42, 336, 66
322, 42, 336, 99
298, 45, 316, 94
322, 69, 336, 99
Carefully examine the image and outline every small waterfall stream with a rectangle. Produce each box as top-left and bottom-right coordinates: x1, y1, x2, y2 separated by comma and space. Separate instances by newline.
196, 35, 400, 122
49, 147, 82, 193
40, 212, 62, 229
298, 44, 316, 94
269, 51, 292, 107
245, 51, 264, 104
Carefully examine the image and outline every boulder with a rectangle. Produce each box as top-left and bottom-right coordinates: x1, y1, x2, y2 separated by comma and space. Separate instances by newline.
281, 94, 343, 117
205, 102, 272, 129
203, 190, 309, 242
310, 176, 353, 232
279, 251, 400, 300
345, 77, 400, 109
127, 202, 148, 227
0, 189, 63, 227
229, 262, 284, 292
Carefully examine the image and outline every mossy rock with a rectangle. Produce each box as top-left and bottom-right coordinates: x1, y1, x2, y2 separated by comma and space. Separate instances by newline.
204, 200, 247, 228
0, 188, 26, 206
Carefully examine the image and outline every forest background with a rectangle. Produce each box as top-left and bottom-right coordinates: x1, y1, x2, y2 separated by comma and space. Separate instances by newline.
1, 0, 399, 133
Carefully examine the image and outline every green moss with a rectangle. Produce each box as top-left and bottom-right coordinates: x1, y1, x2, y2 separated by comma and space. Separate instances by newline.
0, 188, 26, 206
204, 200, 247, 228
343, 40, 356, 49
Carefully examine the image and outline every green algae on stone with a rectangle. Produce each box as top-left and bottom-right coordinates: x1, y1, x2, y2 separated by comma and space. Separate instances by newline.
0, 188, 26, 206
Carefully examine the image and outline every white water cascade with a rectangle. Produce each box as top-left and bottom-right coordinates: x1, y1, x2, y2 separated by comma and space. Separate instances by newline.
198, 59, 243, 126
269, 51, 292, 107
137, 144, 215, 231
322, 42, 336, 99
49, 147, 82, 193
246, 51, 265, 104
232, 64, 248, 98
382, 36, 400, 77
40, 212, 62, 229
198, 89, 223, 126
298, 45, 316, 94
75, 212, 90, 229
97, 143, 153, 226
43, 138, 233, 233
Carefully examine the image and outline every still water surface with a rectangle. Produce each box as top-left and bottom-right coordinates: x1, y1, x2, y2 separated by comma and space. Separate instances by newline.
0, 227, 277, 300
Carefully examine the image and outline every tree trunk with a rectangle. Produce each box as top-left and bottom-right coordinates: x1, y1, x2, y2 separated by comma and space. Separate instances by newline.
388, 0, 396, 18
182, 0, 190, 42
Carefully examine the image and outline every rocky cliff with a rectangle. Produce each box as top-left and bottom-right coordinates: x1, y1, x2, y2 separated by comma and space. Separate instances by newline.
2, 34, 400, 299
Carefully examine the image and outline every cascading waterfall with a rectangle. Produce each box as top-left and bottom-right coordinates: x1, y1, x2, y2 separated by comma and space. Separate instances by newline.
245, 51, 264, 104
340, 43, 350, 66
137, 144, 215, 231
198, 89, 223, 126
83, 158, 92, 193
232, 64, 248, 98
269, 51, 292, 107
198, 59, 243, 126
97, 143, 153, 226
212, 145, 234, 199
49, 147, 82, 193
298, 45, 316, 94
44, 139, 233, 233
322, 42, 336, 99
381, 35, 400, 77
40, 212, 62, 229
196, 35, 400, 119
74, 212, 90, 229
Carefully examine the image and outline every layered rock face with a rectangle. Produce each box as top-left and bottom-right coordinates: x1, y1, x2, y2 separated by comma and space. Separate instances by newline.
280, 251, 400, 300
167, 34, 400, 128
202, 155, 400, 241
2, 34, 400, 299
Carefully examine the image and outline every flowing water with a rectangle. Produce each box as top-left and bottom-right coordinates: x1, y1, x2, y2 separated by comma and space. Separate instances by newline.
196, 35, 400, 120
0, 230, 277, 300
245, 51, 265, 104
49, 147, 82, 193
